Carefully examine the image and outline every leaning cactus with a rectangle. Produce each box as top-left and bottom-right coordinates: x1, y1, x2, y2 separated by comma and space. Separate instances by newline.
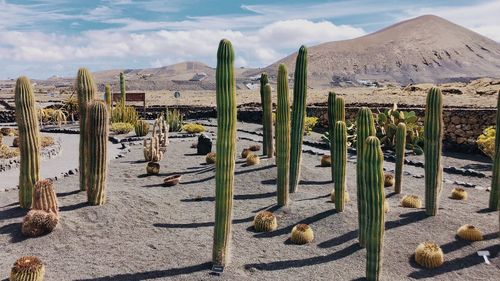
424, 88, 443, 216
77, 68, 96, 191
263, 84, 273, 157
394, 123, 407, 194
362, 136, 385, 281
212, 39, 237, 267
86, 101, 108, 205
14, 76, 41, 208
327, 92, 336, 180
119, 72, 126, 106
104, 84, 112, 111
260, 73, 269, 154
289, 45, 308, 193
489, 90, 500, 210
333, 121, 347, 212
356, 107, 376, 247
276, 64, 290, 206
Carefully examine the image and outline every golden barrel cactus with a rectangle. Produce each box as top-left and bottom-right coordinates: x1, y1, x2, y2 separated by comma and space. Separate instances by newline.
10, 256, 45, 281
291, 224, 314, 245
253, 211, 277, 232
450, 188, 468, 200
246, 154, 260, 166
401, 195, 422, 208
456, 224, 483, 241
415, 242, 444, 269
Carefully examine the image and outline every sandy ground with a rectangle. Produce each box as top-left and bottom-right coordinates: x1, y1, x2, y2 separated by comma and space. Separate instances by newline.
0, 123, 499, 280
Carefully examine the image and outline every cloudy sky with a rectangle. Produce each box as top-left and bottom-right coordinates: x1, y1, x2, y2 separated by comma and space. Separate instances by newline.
1, 0, 499, 79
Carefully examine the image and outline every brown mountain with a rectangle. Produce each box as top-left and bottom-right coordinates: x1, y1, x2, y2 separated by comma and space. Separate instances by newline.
251, 15, 500, 86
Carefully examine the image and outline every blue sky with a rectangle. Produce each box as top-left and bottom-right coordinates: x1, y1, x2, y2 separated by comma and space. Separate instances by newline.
0, 0, 499, 79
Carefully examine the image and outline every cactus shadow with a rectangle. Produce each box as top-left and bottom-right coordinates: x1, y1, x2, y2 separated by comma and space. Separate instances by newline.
296, 194, 330, 202
385, 210, 427, 230
181, 192, 276, 203
153, 216, 253, 229
0, 222, 27, 243
0, 206, 26, 220
57, 190, 81, 197
299, 180, 332, 185
476, 207, 495, 214
317, 230, 358, 248
59, 202, 88, 212
235, 164, 274, 174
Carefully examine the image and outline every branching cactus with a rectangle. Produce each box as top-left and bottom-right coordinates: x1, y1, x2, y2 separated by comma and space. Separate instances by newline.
14, 76, 40, 208
362, 136, 385, 281
276, 64, 290, 206
104, 84, 112, 111
86, 101, 108, 205
263, 84, 273, 157
356, 107, 376, 247
394, 123, 407, 194
289, 45, 308, 193
489, 90, 500, 210
77, 68, 96, 191
424, 88, 443, 216
212, 39, 237, 268
333, 121, 347, 212
327, 92, 336, 180
119, 72, 126, 106
260, 73, 269, 154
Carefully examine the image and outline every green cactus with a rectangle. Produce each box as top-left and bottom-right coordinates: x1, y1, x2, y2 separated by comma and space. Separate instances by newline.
327, 92, 336, 180
260, 73, 269, 154
87, 101, 108, 205
119, 72, 126, 107
333, 121, 347, 212
394, 123, 407, 194
362, 136, 385, 281
135, 120, 150, 137
289, 45, 308, 193
212, 39, 237, 267
77, 68, 96, 191
104, 84, 112, 111
356, 107, 376, 247
334, 96, 346, 124
490, 91, 500, 210
276, 64, 290, 206
263, 84, 273, 157
424, 87, 443, 216
14, 76, 41, 208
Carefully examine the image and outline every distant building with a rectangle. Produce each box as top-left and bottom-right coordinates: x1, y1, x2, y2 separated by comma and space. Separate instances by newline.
190, 72, 207, 82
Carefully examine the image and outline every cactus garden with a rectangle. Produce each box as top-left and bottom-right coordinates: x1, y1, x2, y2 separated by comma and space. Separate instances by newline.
0, 7, 499, 281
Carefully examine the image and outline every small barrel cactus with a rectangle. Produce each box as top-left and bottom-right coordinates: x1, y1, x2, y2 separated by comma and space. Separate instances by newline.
21, 210, 58, 237
135, 120, 150, 137
401, 195, 422, 208
456, 224, 483, 241
290, 224, 314, 245
10, 256, 45, 281
450, 187, 468, 200
320, 155, 331, 167
86, 101, 108, 205
394, 123, 406, 193
206, 152, 216, 164
246, 154, 260, 166
253, 211, 277, 232
384, 174, 394, 187
146, 162, 160, 175
32, 179, 59, 214
414, 242, 444, 269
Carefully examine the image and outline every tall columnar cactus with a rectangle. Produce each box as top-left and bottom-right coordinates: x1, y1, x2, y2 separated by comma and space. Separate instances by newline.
212, 39, 237, 267
14, 76, 40, 208
362, 136, 385, 281
260, 73, 269, 154
263, 84, 273, 157
77, 68, 96, 191
334, 96, 346, 124
333, 121, 347, 212
327, 92, 336, 180
119, 72, 126, 107
86, 101, 108, 205
394, 123, 407, 194
424, 87, 443, 216
289, 45, 308, 193
276, 64, 290, 207
104, 84, 112, 111
356, 107, 376, 247
489, 91, 500, 210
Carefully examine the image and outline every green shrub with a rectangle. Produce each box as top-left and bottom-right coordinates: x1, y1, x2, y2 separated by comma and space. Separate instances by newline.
182, 123, 206, 133
111, 122, 134, 134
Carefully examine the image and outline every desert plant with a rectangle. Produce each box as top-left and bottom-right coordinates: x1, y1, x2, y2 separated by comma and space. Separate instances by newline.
334, 96, 346, 124
104, 84, 112, 111
289, 45, 308, 193
394, 123, 406, 193
143, 136, 163, 162
304, 116, 318, 135
212, 39, 237, 268
450, 187, 468, 200
152, 115, 169, 149
166, 109, 183, 132
40, 136, 54, 147
290, 224, 314, 245
146, 162, 160, 175
456, 224, 483, 241
376, 103, 423, 152
384, 174, 394, 187
119, 72, 126, 106
333, 121, 347, 212
62, 93, 78, 123
14, 76, 41, 208
87, 101, 108, 205
401, 195, 422, 208
321, 155, 331, 167
253, 211, 277, 232
135, 120, 150, 137
489, 90, 500, 210
362, 136, 385, 281
111, 105, 138, 124
206, 152, 216, 164
477, 126, 495, 159
424, 87, 443, 216
246, 154, 260, 166
414, 242, 444, 269
77, 68, 96, 191
21, 210, 58, 237
0, 145, 20, 159
32, 179, 58, 214
263, 84, 274, 157
110, 122, 134, 134
249, 144, 260, 151
10, 256, 45, 281
327, 92, 336, 180
182, 123, 205, 134
260, 73, 269, 153
276, 64, 290, 207
241, 148, 251, 158
356, 107, 376, 247
331, 189, 349, 203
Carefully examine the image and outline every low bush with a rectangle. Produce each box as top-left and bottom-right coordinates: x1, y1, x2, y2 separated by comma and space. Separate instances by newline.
477, 126, 495, 159
0, 145, 19, 159
111, 122, 134, 134
182, 123, 206, 134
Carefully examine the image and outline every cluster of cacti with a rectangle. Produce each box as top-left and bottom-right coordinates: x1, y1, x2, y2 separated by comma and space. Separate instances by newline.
21, 210, 58, 237
362, 136, 385, 281
394, 123, 406, 193
451, 187, 468, 200
134, 120, 150, 137
262, 83, 274, 157
289, 45, 308, 193
320, 155, 331, 167
260, 73, 269, 154
104, 84, 112, 111
212, 39, 237, 267
153, 115, 169, 149
119, 72, 126, 106
424, 88, 443, 216
111, 104, 138, 124
14, 76, 41, 208
414, 242, 444, 269
333, 121, 347, 212
144, 136, 163, 162
246, 154, 260, 166
356, 107, 376, 247
384, 174, 394, 187
77, 68, 96, 192
401, 195, 422, 208
86, 101, 108, 205
10, 256, 45, 281
32, 179, 58, 214
206, 152, 216, 164
253, 211, 277, 232
146, 162, 160, 175
490, 90, 500, 210
275, 64, 291, 207
290, 224, 314, 245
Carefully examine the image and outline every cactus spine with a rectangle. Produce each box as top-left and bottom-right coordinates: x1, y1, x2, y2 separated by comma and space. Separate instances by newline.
263, 84, 274, 157
333, 121, 347, 212
276, 64, 290, 206
87, 101, 108, 205
424, 88, 443, 216
260, 73, 269, 154
14, 76, 40, 208
489, 90, 500, 210
212, 39, 237, 267
327, 92, 336, 180
363, 136, 385, 281
77, 68, 96, 191
289, 45, 308, 193
356, 107, 376, 247
394, 123, 407, 194
334, 96, 346, 124
119, 72, 126, 107
104, 84, 112, 111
